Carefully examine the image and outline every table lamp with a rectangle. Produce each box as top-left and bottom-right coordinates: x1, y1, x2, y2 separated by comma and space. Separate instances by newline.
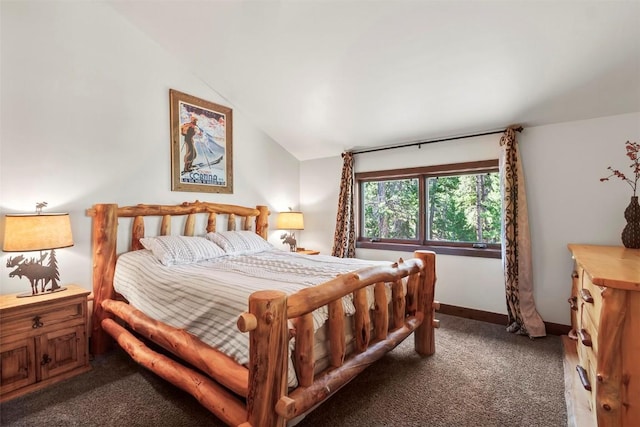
3, 202, 74, 297
276, 209, 304, 252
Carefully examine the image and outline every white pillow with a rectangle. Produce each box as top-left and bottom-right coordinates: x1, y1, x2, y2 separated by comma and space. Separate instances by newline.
206, 230, 273, 255
139, 235, 225, 266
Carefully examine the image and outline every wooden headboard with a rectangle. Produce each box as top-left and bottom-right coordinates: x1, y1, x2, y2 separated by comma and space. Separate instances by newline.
86, 200, 270, 354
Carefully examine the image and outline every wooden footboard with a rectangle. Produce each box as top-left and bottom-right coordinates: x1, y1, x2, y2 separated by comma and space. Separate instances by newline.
88, 202, 437, 427
237, 251, 436, 426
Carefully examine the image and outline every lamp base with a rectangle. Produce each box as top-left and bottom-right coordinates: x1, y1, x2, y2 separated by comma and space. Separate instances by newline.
16, 286, 68, 298
280, 232, 298, 252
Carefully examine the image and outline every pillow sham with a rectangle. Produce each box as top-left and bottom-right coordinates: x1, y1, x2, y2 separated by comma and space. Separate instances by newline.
206, 230, 273, 255
139, 235, 225, 266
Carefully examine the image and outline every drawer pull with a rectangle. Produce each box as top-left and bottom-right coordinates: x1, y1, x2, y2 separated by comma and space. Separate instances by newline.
580, 289, 594, 304
572, 271, 579, 279
578, 329, 592, 347
41, 353, 52, 366
568, 296, 578, 311
32, 316, 44, 329
576, 365, 591, 391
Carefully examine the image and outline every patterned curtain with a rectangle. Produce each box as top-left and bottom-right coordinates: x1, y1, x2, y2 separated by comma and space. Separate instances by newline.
500, 128, 546, 338
332, 152, 356, 258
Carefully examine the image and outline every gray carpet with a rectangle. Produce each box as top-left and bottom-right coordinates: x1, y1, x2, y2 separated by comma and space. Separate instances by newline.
0, 314, 567, 427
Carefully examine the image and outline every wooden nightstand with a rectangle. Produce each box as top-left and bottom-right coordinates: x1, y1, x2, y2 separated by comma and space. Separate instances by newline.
296, 248, 320, 255
0, 284, 91, 402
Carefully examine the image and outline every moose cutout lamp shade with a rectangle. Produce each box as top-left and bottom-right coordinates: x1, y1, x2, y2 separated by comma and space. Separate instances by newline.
3, 212, 74, 297
276, 211, 304, 252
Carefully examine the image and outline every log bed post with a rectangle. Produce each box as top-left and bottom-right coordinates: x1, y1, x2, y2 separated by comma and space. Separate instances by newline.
255, 205, 269, 239
88, 203, 119, 355
413, 250, 437, 356
246, 290, 288, 427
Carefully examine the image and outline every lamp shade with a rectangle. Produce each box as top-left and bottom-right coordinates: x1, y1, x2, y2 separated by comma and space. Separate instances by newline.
3, 213, 74, 252
276, 211, 304, 230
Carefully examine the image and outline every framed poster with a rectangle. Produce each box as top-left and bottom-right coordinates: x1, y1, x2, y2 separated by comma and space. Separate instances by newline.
170, 89, 233, 194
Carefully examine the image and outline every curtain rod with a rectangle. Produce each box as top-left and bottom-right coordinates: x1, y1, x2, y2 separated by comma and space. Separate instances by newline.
351, 126, 523, 155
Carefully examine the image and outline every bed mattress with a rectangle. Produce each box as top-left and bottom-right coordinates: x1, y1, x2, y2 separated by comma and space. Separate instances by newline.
113, 248, 390, 386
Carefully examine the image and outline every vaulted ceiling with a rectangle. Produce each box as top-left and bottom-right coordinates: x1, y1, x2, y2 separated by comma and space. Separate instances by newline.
109, 1, 640, 160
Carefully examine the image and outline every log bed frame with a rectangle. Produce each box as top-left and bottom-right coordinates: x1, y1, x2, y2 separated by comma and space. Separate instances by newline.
88, 201, 438, 427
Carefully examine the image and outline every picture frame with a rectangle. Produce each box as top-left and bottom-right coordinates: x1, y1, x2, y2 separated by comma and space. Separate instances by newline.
170, 89, 233, 194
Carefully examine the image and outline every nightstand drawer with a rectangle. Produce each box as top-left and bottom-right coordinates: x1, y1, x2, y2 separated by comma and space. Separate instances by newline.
0, 297, 86, 340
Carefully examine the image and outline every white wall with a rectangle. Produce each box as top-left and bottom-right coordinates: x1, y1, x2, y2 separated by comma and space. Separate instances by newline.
301, 113, 640, 325
521, 113, 640, 325
0, 2, 300, 294
299, 155, 344, 253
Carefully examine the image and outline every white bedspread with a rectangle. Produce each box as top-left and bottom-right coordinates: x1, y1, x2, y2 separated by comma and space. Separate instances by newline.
113, 248, 389, 386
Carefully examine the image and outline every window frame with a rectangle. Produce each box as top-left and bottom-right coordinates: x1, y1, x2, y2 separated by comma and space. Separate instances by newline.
356, 159, 501, 259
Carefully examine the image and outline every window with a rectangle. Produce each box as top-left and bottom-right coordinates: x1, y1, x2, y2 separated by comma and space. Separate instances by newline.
357, 160, 501, 258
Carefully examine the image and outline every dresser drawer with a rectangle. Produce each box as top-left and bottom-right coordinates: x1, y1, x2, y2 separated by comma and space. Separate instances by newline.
0, 297, 86, 340
578, 304, 599, 356
576, 333, 598, 416
577, 340, 594, 384
580, 266, 603, 324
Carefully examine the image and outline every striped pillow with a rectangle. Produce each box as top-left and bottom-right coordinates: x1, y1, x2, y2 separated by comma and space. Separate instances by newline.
206, 231, 273, 255
140, 236, 225, 266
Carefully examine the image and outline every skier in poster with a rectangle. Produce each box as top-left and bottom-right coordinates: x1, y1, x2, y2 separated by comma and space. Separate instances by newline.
181, 114, 200, 174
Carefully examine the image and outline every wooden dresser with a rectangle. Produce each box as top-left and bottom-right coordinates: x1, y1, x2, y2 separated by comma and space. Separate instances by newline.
0, 285, 91, 402
565, 244, 640, 427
